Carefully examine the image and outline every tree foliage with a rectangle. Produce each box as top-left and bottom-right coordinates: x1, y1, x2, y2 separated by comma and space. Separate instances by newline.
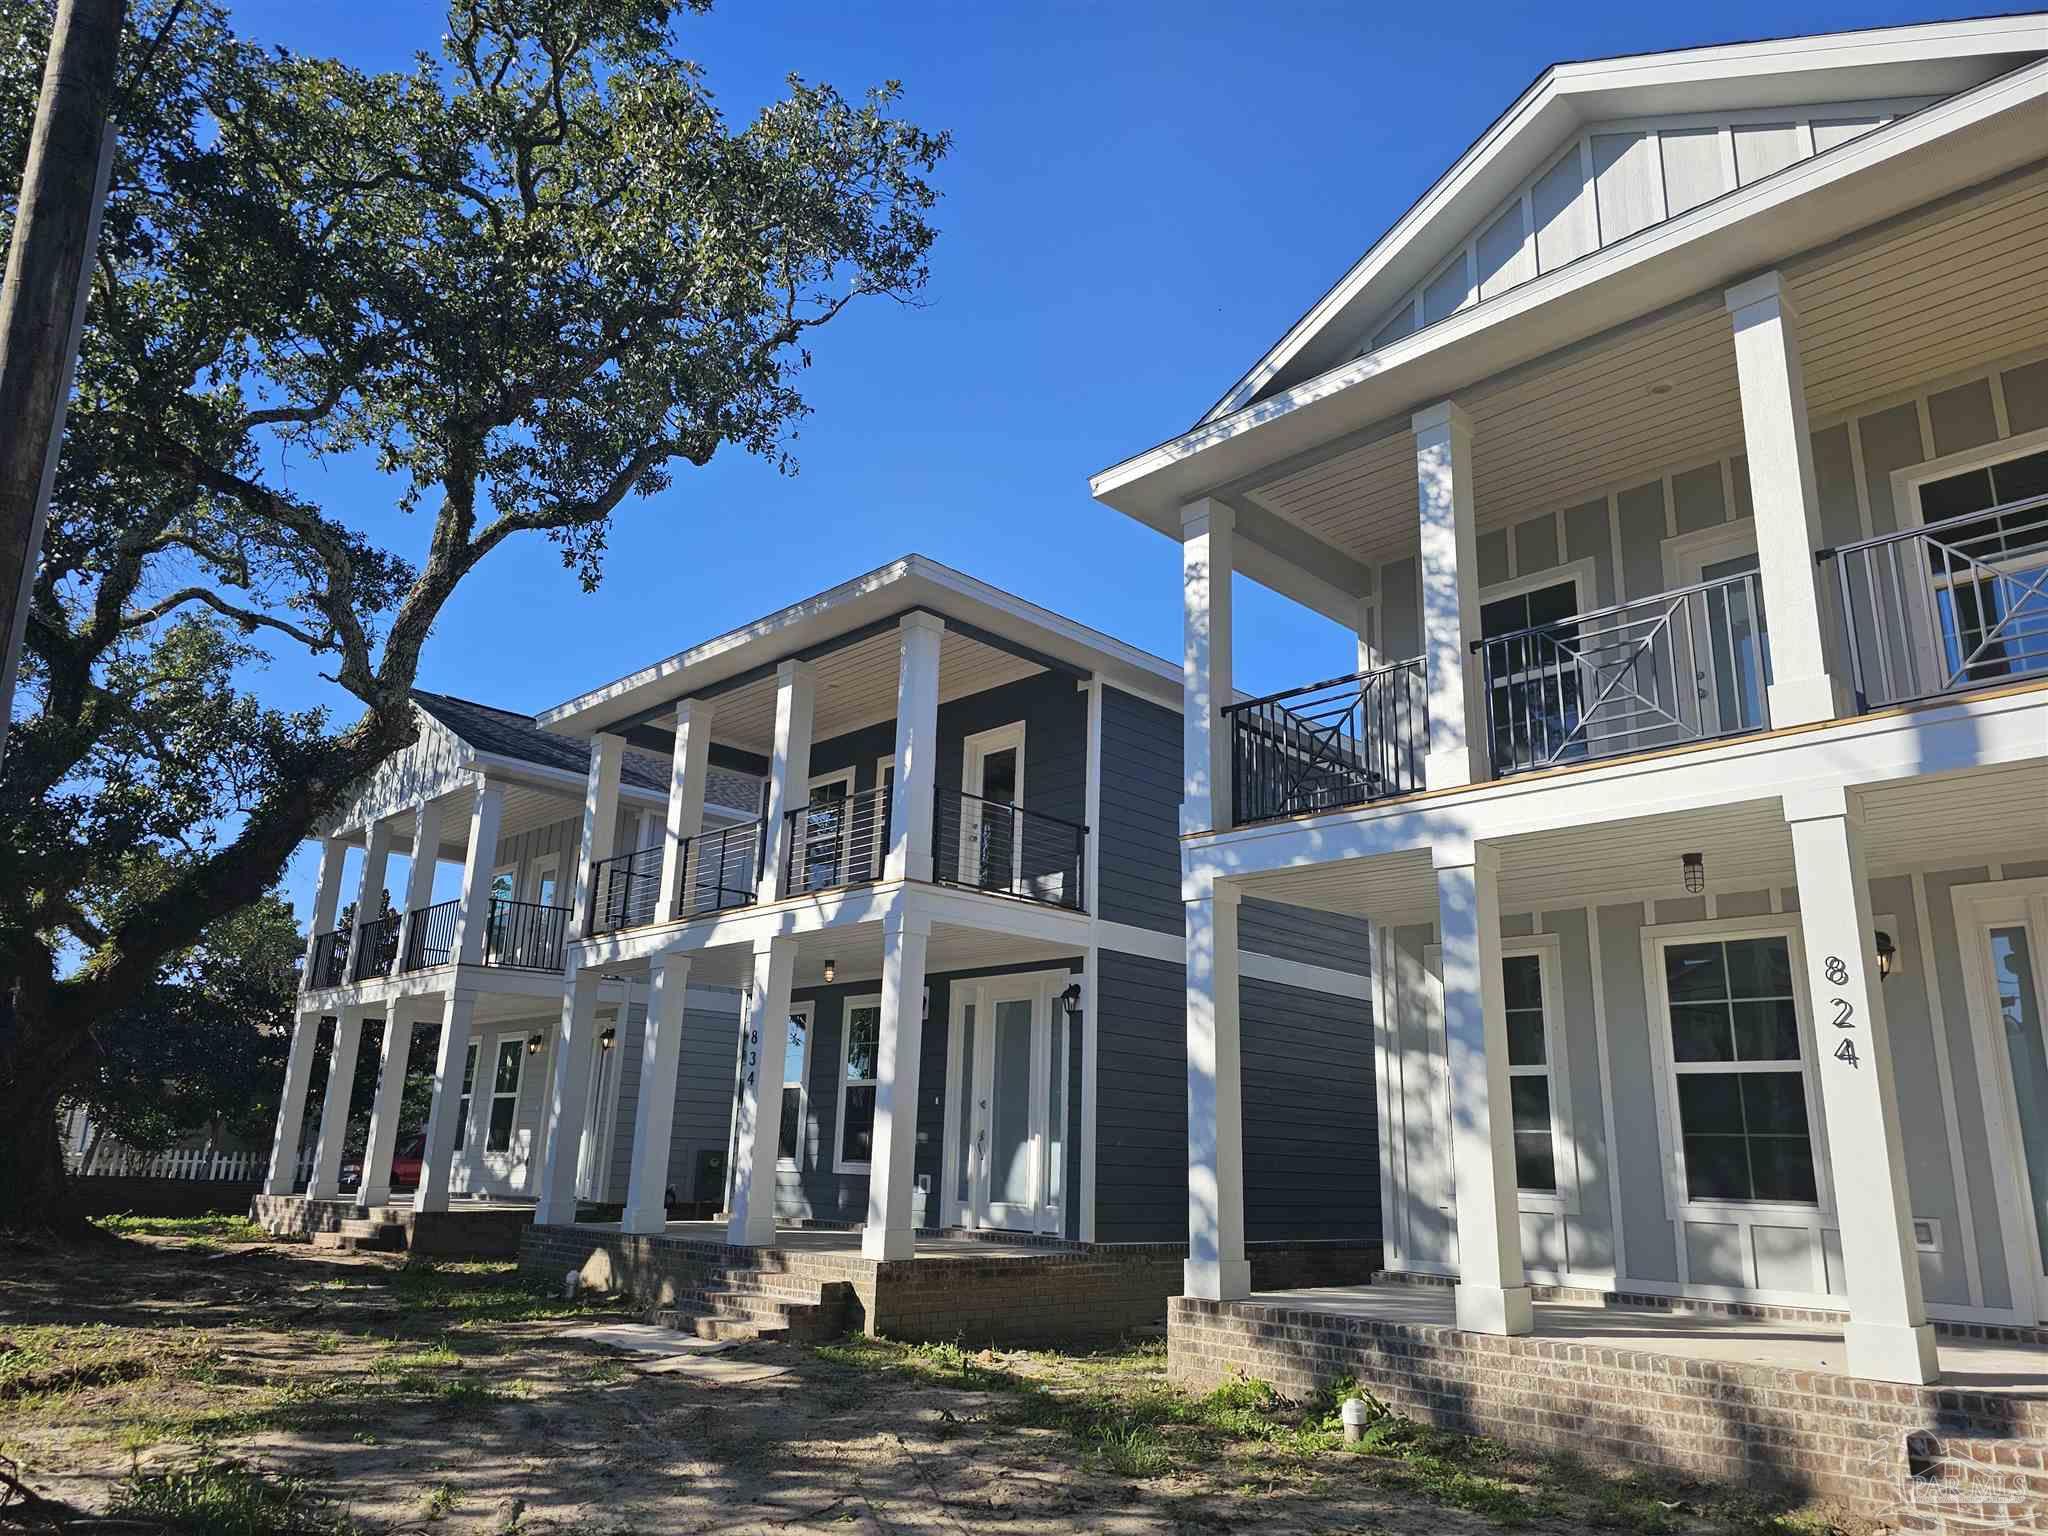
0, 0, 947, 1227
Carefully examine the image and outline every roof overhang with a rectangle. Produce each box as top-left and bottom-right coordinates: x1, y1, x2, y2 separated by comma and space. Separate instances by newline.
1093, 51, 2048, 538
1199, 15, 2048, 426
537, 555, 1183, 740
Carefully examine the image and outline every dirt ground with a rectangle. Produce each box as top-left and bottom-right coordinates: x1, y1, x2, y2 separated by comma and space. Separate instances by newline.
0, 1219, 1862, 1535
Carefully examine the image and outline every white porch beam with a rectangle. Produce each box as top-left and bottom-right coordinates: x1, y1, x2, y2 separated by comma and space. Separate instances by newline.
299, 837, 347, 991
1784, 785, 1939, 1383
885, 613, 945, 883
307, 1006, 367, 1199
1414, 400, 1484, 790
862, 908, 931, 1261
262, 1006, 323, 1196
450, 780, 506, 967
414, 988, 477, 1214
1185, 881, 1249, 1300
758, 661, 816, 904
657, 700, 713, 922
1727, 271, 1845, 728
356, 1008, 415, 1209
729, 936, 797, 1246
572, 735, 625, 936
1434, 837, 1532, 1335
394, 798, 444, 978
1181, 498, 1234, 836
534, 969, 601, 1226
341, 822, 397, 980
622, 953, 693, 1233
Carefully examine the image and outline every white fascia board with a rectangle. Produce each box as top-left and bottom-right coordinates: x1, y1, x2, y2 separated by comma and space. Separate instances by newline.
1098, 55, 2048, 536
1183, 685, 2048, 890
1196, 14, 2047, 428
536, 554, 1184, 738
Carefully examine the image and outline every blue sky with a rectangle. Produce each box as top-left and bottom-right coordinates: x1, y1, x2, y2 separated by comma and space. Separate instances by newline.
232, 0, 1990, 919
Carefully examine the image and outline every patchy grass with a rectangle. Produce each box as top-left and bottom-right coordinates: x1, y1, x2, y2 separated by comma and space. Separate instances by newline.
389, 1260, 627, 1324
108, 1453, 344, 1535
94, 1213, 272, 1245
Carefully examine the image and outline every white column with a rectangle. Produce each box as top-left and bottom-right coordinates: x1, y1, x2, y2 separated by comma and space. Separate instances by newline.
1415, 401, 1483, 790
728, 935, 797, 1246
1727, 271, 1843, 727
657, 701, 712, 921
885, 613, 945, 883
393, 798, 445, 977
1435, 837, 1532, 1334
308, 1006, 367, 1199
863, 908, 931, 1260
356, 1008, 415, 1208
299, 837, 347, 989
757, 661, 816, 904
263, 1007, 323, 1195
341, 821, 397, 979
414, 989, 477, 1213
571, 734, 625, 936
1355, 596, 1383, 676
535, 969, 602, 1226
450, 780, 506, 967
622, 954, 693, 1233
1181, 498, 1234, 835
1785, 786, 1938, 1383
1185, 881, 1249, 1300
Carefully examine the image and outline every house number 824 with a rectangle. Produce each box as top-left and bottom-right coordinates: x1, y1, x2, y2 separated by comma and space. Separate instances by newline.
1823, 954, 1859, 1068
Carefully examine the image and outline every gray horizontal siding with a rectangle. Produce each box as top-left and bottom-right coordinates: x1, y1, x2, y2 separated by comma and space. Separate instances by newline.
1241, 898, 1370, 975
1097, 686, 1182, 934
605, 995, 745, 1207
1095, 949, 1189, 1241
1242, 977, 1377, 1241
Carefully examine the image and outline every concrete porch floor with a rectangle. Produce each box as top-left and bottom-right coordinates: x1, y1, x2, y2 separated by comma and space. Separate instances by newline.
1247, 1283, 2048, 1392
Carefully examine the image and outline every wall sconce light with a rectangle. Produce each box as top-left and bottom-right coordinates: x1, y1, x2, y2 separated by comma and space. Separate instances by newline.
526, 1033, 545, 1056
822, 957, 837, 984
1874, 931, 1897, 982
1059, 982, 1083, 1018
598, 1026, 617, 1051
1681, 852, 1705, 895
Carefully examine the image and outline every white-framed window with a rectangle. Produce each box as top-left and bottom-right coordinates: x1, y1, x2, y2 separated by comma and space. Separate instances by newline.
1651, 924, 1823, 1211
485, 1033, 526, 1154
797, 768, 857, 891
1501, 940, 1567, 1206
490, 864, 516, 904
1476, 562, 1595, 771
834, 994, 882, 1171
777, 1001, 815, 1168
454, 1040, 479, 1152
959, 721, 1027, 890
527, 854, 560, 908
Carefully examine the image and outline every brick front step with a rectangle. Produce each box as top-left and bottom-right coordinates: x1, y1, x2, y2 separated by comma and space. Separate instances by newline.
311, 1220, 405, 1253
645, 1277, 853, 1344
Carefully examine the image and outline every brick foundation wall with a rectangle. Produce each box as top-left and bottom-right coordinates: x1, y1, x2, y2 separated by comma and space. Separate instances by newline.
250, 1195, 533, 1257
1168, 1297, 2048, 1522
521, 1226, 1381, 1349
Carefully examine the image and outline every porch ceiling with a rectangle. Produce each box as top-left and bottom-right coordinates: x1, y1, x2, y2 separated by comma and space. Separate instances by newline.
1229, 159, 2048, 579
1221, 759, 2048, 922
687, 627, 1046, 758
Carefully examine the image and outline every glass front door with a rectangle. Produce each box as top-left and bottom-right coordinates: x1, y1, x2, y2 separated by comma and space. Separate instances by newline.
947, 973, 1066, 1234
1972, 893, 2048, 1320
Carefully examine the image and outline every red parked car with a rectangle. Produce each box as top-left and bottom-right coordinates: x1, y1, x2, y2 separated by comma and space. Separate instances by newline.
338, 1133, 426, 1194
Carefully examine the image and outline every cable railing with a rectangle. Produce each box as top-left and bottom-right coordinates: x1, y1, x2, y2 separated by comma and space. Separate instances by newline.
400, 899, 461, 971
1819, 490, 2048, 711
1473, 570, 1770, 776
674, 819, 761, 918
1224, 657, 1427, 823
933, 788, 1087, 910
784, 785, 890, 897
305, 926, 351, 991
588, 847, 664, 935
484, 898, 571, 971
350, 913, 402, 981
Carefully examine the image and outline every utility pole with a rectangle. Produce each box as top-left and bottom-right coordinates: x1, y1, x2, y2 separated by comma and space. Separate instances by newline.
0, 0, 126, 766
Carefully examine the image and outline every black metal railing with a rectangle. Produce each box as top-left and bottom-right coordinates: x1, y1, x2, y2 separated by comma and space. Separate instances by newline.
674, 819, 761, 918
1474, 570, 1771, 776
401, 899, 461, 970
783, 785, 890, 896
1224, 657, 1427, 822
588, 847, 664, 935
349, 913, 402, 981
1820, 491, 2048, 711
306, 926, 351, 990
933, 788, 1087, 910
484, 898, 571, 971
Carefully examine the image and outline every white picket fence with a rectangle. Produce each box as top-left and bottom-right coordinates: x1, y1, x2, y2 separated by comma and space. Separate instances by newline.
73, 1144, 316, 1184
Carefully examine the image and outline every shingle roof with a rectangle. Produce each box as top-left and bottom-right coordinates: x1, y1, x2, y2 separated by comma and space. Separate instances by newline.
411, 690, 673, 793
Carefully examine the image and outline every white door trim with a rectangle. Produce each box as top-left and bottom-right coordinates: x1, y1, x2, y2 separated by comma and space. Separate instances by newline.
959, 722, 1027, 889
